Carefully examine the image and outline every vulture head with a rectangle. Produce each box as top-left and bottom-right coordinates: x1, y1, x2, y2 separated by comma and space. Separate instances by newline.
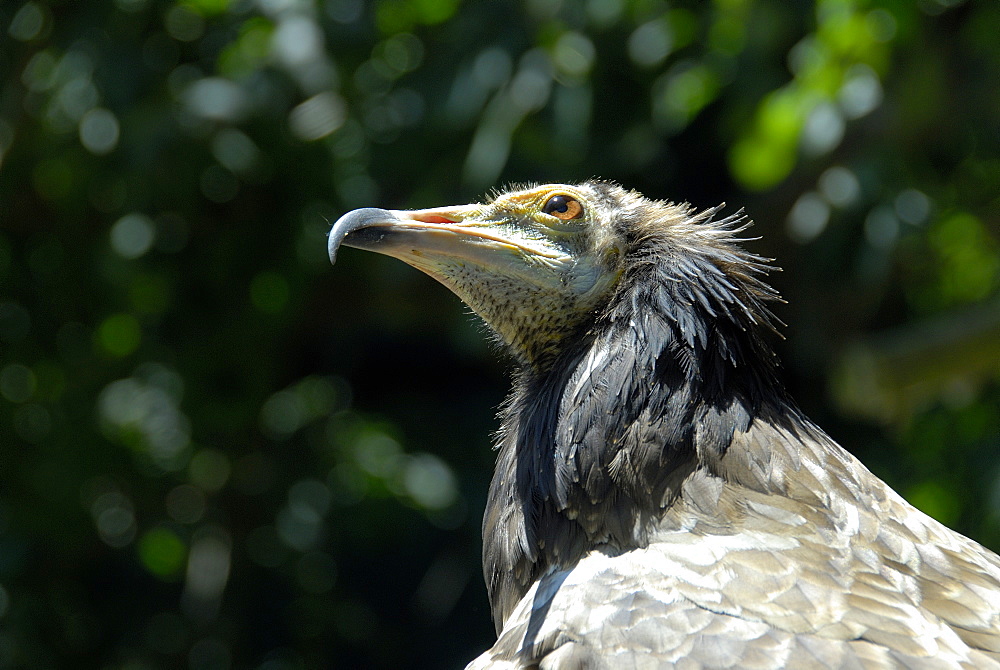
328, 181, 1000, 668
329, 181, 777, 368
329, 182, 630, 365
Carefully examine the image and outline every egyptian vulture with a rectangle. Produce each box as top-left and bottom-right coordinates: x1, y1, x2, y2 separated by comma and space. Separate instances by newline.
328, 182, 1000, 669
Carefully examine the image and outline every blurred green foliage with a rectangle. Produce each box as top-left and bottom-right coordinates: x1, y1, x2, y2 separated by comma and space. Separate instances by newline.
0, 0, 998, 668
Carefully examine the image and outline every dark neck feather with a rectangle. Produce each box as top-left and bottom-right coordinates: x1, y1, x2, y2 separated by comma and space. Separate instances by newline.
482, 215, 796, 629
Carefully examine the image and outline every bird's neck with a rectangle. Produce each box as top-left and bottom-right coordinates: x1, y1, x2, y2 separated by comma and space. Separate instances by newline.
481, 249, 794, 629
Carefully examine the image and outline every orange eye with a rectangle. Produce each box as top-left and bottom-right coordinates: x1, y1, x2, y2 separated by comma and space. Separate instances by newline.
542, 195, 583, 220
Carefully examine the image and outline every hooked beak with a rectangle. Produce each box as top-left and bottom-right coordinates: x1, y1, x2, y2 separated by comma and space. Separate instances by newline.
327, 204, 567, 269
327, 207, 397, 265
327, 205, 479, 265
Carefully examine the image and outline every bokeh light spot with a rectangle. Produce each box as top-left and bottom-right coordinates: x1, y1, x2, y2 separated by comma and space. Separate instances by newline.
139, 527, 187, 578
165, 4, 205, 42
839, 64, 882, 119
865, 205, 899, 249
654, 63, 720, 128
211, 128, 261, 175
110, 213, 156, 259
787, 192, 830, 244
411, 0, 461, 24
91, 491, 137, 548
801, 101, 844, 155
729, 136, 795, 191
927, 212, 1000, 305
354, 430, 403, 478
189, 449, 231, 492
277, 501, 323, 552
866, 9, 897, 43
628, 19, 673, 67
289, 92, 346, 141
260, 389, 306, 439
184, 78, 246, 121
79, 108, 120, 155
402, 453, 458, 510
97, 314, 142, 357
895, 189, 931, 225
818, 166, 861, 208
21, 50, 56, 92
98, 370, 192, 470
553, 32, 595, 77
272, 15, 324, 67
182, 529, 232, 621
183, 0, 231, 16
9, 2, 49, 42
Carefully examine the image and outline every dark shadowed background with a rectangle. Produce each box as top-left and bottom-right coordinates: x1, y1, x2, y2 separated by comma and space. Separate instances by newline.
1, 0, 998, 668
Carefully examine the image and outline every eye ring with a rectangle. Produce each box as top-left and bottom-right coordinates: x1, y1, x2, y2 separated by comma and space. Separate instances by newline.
542, 194, 584, 221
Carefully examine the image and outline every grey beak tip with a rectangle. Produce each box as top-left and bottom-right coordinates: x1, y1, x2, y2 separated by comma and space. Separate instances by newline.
328, 207, 397, 265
